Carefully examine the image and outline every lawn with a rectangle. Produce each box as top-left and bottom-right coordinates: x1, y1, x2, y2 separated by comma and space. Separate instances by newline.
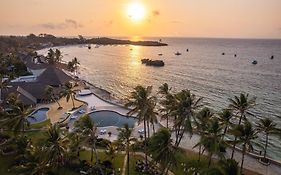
29, 119, 51, 129
80, 150, 125, 173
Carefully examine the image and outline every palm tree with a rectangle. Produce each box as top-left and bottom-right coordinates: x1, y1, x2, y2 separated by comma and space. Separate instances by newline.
220, 159, 239, 175
194, 118, 226, 167
117, 123, 136, 175
68, 132, 82, 159
105, 142, 118, 163
74, 115, 104, 175
2, 101, 32, 134
72, 57, 80, 73
0, 75, 9, 104
158, 83, 174, 128
149, 128, 177, 174
230, 122, 257, 174
256, 118, 279, 162
44, 124, 68, 169
46, 49, 55, 64
44, 85, 62, 109
228, 93, 256, 159
219, 109, 233, 138
61, 82, 76, 109
171, 90, 203, 147
54, 49, 62, 63
125, 85, 156, 164
194, 107, 214, 161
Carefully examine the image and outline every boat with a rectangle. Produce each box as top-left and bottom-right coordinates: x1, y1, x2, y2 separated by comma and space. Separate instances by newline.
234, 54, 237, 57
141, 59, 165, 67
186, 49, 189, 52
270, 55, 274, 59
175, 51, 181, 56
88, 45, 91, 49
222, 52, 225, 55
252, 60, 258, 65
158, 53, 163, 56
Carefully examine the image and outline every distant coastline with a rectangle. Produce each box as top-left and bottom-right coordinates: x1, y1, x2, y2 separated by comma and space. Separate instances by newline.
0, 34, 168, 53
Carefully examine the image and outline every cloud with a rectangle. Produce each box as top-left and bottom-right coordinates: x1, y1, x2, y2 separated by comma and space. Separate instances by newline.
152, 10, 160, 17
39, 19, 83, 30
65, 19, 83, 28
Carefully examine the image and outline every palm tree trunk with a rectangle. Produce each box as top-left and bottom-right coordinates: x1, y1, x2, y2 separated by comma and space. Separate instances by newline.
55, 98, 62, 108
147, 121, 150, 138
71, 94, 75, 109
264, 133, 268, 160
93, 143, 104, 175
198, 144, 202, 162
166, 117, 169, 129
126, 143, 129, 175
143, 116, 148, 164
91, 146, 94, 162
232, 113, 244, 159
208, 153, 213, 167
152, 122, 155, 134
240, 146, 246, 175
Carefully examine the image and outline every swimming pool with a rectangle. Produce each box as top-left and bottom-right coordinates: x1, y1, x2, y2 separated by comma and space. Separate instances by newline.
27, 108, 49, 124
88, 110, 137, 128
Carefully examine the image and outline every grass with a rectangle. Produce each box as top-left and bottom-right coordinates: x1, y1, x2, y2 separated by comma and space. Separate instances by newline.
79, 150, 125, 172
171, 149, 209, 175
29, 119, 51, 129
126, 155, 150, 175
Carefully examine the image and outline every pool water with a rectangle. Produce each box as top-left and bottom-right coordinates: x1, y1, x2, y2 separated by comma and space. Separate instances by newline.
27, 108, 49, 124
88, 110, 137, 128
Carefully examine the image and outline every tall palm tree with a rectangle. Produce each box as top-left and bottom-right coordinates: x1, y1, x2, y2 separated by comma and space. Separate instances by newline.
68, 132, 82, 159
219, 109, 233, 138
44, 85, 62, 109
194, 118, 226, 167
230, 122, 257, 174
228, 93, 256, 159
149, 128, 177, 174
105, 142, 118, 163
72, 57, 80, 74
158, 83, 174, 128
117, 123, 136, 175
0, 75, 9, 104
171, 90, 203, 147
61, 82, 76, 109
125, 85, 156, 164
54, 49, 62, 63
194, 107, 213, 161
44, 124, 68, 169
256, 118, 279, 162
74, 115, 104, 175
2, 101, 32, 134
46, 49, 55, 64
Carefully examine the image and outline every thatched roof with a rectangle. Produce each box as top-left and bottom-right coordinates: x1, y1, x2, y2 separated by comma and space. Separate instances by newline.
37, 66, 72, 86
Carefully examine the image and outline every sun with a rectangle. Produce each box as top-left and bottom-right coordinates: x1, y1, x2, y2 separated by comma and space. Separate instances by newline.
126, 2, 146, 22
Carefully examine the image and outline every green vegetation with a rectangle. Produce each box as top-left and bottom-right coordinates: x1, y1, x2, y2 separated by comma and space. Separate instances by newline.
30, 119, 51, 129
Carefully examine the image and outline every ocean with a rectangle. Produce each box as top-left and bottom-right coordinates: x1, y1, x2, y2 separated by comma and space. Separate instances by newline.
38, 37, 281, 160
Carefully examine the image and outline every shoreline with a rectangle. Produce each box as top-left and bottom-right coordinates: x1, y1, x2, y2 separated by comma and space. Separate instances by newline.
67, 69, 281, 165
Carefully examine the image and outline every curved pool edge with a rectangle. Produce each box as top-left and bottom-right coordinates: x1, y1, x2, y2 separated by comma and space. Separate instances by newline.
27, 107, 50, 124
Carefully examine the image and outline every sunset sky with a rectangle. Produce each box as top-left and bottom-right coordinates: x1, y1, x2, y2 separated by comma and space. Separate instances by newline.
0, 0, 281, 38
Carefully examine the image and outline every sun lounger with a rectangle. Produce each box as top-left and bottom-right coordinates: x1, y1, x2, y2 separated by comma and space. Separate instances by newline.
100, 129, 107, 135
138, 129, 144, 133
